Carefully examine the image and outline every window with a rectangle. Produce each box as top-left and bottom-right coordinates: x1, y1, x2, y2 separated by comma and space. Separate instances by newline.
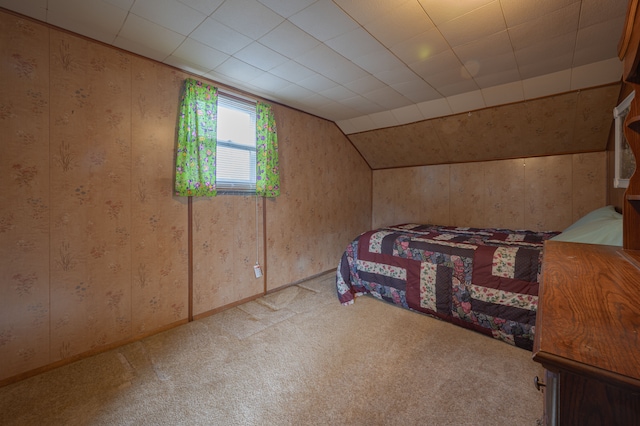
614, 91, 636, 189
216, 92, 257, 192
175, 78, 279, 198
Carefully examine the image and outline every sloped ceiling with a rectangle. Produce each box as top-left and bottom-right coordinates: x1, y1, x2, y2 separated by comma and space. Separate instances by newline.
0, 1, 627, 169
0, 0, 628, 136
349, 83, 621, 169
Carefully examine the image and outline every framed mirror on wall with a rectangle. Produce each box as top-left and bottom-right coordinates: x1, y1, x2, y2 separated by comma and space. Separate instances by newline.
614, 91, 636, 189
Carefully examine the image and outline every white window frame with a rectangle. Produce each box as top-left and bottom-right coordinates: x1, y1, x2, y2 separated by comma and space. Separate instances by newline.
216, 91, 257, 193
614, 91, 636, 189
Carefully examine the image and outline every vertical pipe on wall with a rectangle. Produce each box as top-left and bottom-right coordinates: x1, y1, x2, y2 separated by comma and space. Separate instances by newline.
262, 196, 268, 293
188, 196, 193, 322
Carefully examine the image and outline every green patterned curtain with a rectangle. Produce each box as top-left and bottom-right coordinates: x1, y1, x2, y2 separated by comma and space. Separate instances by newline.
175, 79, 218, 197
255, 101, 280, 197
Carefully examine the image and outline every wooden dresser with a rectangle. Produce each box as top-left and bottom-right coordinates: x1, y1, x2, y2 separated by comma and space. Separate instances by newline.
531, 2, 640, 424
533, 241, 640, 425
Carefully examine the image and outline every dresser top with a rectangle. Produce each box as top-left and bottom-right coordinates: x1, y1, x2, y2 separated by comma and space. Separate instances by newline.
534, 240, 640, 387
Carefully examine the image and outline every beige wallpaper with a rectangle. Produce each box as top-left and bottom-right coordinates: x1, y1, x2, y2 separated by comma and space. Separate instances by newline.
192, 195, 265, 316
373, 152, 607, 232
351, 84, 621, 170
48, 29, 137, 360
265, 106, 372, 291
0, 10, 372, 384
0, 12, 51, 378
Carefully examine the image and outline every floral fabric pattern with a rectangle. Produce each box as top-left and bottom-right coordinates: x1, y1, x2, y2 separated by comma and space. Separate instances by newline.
256, 101, 280, 197
419, 262, 438, 311
470, 284, 538, 311
491, 246, 518, 278
175, 79, 218, 197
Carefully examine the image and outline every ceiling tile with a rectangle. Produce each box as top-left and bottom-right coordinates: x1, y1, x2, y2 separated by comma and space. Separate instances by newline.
47, 0, 128, 44
453, 30, 513, 64
325, 27, 386, 60
257, 0, 315, 18
579, 0, 628, 29
518, 53, 573, 80
115, 13, 185, 59
211, 0, 284, 39
437, 1, 506, 47
363, 86, 413, 110
352, 49, 406, 75
446, 90, 485, 114
297, 92, 333, 108
131, 0, 206, 36
163, 55, 210, 75
416, 98, 453, 119
294, 44, 368, 84
0, 0, 48, 20
391, 79, 441, 103
259, 21, 320, 59
247, 72, 291, 93
500, 0, 577, 27
340, 95, 386, 115
319, 85, 358, 101
522, 70, 571, 99
333, 0, 412, 25
297, 73, 338, 92
410, 50, 464, 82
473, 66, 520, 89
313, 101, 361, 121
573, 18, 625, 67
570, 58, 623, 90
364, 1, 435, 47
190, 18, 252, 55
514, 32, 576, 68
391, 104, 425, 125
272, 83, 315, 102
417, 0, 495, 25
269, 60, 315, 83
104, 0, 134, 8
471, 55, 519, 80
170, 38, 229, 70
347, 114, 378, 132
114, 35, 175, 61
175, 0, 224, 15
368, 110, 400, 128
390, 28, 449, 64
213, 57, 265, 81
233, 42, 289, 71
508, 3, 580, 51
375, 67, 422, 86
289, 0, 359, 42
437, 79, 481, 97
481, 81, 524, 107
343, 75, 388, 95
335, 119, 358, 134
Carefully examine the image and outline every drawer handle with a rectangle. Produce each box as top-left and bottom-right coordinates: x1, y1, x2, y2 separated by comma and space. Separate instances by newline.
534, 375, 546, 391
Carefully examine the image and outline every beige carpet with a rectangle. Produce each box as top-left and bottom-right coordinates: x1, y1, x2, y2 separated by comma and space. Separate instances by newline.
0, 272, 544, 425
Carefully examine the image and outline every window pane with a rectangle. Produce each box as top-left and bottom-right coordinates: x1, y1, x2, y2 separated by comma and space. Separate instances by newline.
216, 92, 257, 191
218, 107, 254, 147
217, 146, 252, 182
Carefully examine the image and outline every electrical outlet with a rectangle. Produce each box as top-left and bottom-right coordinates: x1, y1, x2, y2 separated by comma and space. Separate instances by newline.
253, 263, 262, 278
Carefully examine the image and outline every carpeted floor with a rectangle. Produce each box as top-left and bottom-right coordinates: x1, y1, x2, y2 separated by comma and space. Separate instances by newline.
0, 272, 544, 425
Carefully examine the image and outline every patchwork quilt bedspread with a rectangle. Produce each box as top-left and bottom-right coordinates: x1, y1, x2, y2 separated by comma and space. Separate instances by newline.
336, 224, 559, 350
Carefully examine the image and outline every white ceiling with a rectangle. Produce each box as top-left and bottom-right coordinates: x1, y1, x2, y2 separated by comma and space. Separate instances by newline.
0, 0, 629, 134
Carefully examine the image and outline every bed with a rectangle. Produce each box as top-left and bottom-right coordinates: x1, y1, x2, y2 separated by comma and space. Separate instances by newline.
336, 206, 622, 350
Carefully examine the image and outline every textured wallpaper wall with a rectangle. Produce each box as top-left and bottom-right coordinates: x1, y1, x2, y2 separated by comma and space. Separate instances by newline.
351, 85, 620, 169
372, 152, 607, 232
0, 10, 372, 384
